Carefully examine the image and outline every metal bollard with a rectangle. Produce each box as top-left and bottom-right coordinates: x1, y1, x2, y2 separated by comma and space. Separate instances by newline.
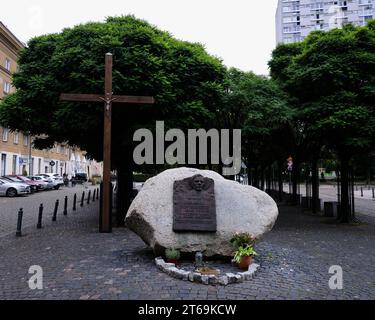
80, 192, 85, 207
73, 194, 77, 211
96, 188, 99, 200
92, 189, 96, 202
16, 208, 23, 237
37, 204, 43, 229
87, 190, 91, 205
63, 196, 68, 216
372, 188, 374, 199
52, 200, 59, 221
361, 187, 363, 197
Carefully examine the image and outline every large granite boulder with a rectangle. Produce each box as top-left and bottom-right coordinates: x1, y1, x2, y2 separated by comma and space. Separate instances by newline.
125, 167, 278, 257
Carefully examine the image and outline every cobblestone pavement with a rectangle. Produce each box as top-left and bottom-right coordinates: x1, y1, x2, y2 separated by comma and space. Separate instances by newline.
0, 184, 99, 237
0, 202, 374, 300
284, 183, 375, 217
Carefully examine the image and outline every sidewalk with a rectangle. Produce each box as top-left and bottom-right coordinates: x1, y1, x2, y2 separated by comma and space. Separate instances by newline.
0, 185, 99, 238
283, 183, 375, 218
0, 202, 374, 300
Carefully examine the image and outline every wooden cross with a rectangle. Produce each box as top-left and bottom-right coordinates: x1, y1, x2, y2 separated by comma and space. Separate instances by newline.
60, 53, 154, 233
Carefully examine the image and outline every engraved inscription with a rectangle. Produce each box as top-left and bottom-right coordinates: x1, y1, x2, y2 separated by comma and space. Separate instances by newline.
173, 174, 216, 232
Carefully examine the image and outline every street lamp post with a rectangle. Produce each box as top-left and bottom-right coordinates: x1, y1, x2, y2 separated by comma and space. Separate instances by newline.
28, 134, 32, 176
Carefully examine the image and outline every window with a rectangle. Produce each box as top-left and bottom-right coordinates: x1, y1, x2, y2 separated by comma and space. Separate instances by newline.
284, 37, 294, 43
4, 58, 11, 72
13, 131, 19, 144
12, 155, 17, 175
2, 128, 9, 142
3, 81, 11, 94
283, 17, 293, 23
1, 154, 6, 176
24, 134, 29, 147
364, 15, 373, 21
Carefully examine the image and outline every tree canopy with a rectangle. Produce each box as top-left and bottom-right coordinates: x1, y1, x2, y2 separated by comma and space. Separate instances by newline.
269, 21, 375, 221
270, 22, 375, 155
0, 15, 226, 164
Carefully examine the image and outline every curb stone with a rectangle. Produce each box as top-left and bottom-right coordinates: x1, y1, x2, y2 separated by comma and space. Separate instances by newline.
155, 257, 260, 286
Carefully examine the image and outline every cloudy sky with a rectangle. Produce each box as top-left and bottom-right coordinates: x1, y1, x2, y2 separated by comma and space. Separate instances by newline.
1, 0, 279, 75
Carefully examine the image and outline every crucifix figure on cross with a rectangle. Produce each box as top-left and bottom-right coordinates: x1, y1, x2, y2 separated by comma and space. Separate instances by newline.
60, 53, 155, 233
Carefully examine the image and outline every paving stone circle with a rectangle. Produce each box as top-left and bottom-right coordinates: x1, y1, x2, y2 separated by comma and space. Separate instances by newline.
155, 257, 260, 285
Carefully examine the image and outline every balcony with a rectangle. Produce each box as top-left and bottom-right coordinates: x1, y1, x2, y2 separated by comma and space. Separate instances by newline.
283, 17, 300, 24
283, 31, 301, 34
336, 15, 349, 19
358, 0, 373, 6
359, 9, 374, 16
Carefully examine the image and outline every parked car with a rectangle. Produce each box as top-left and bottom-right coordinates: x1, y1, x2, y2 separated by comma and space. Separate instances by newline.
6, 175, 39, 192
36, 173, 61, 190
27, 176, 51, 190
0, 178, 31, 197
1, 176, 34, 190
73, 173, 88, 184
39, 173, 64, 187
1, 176, 23, 183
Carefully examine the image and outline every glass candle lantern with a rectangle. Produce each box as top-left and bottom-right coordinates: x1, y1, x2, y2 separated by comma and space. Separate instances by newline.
195, 251, 203, 268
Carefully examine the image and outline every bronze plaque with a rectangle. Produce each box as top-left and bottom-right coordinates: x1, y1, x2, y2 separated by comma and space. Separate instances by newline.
173, 174, 216, 232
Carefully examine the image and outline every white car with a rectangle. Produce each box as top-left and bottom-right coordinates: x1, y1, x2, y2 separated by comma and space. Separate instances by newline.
28, 175, 54, 190
50, 174, 64, 185
36, 174, 63, 190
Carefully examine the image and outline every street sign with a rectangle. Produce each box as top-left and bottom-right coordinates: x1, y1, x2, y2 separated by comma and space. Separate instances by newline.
287, 156, 293, 171
50, 161, 56, 167
19, 157, 29, 165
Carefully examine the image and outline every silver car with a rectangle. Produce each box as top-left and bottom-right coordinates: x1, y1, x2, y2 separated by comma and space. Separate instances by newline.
0, 178, 31, 197
36, 174, 62, 190
28, 175, 54, 190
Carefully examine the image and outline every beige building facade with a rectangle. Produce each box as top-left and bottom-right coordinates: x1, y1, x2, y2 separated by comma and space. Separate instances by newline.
0, 21, 102, 178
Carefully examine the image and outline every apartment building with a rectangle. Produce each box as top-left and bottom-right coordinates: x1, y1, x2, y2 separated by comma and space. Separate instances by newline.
0, 22, 102, 178
276, 0, 374, 44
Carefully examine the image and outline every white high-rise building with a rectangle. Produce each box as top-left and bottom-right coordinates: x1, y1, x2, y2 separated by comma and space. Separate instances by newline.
276, 0, 374, 44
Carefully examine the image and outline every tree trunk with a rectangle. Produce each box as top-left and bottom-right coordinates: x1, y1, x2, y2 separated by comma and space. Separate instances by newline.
260, 165, 265, 191
266, 165, 271, 191
292, 160, 300, 204
253, 166, 259, 189
339, 153, 350, 223
311, 156, 319, 214
116, 164, 133, 227
277, 160, 283, 202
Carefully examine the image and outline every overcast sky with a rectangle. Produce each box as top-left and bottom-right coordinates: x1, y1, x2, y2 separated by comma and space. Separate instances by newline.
1, 0, 279, 75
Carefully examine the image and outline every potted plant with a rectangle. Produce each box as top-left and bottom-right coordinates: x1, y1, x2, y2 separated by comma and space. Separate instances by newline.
234, 245, 258, 270
230, 232, 255, 249
165, 248, 181, 264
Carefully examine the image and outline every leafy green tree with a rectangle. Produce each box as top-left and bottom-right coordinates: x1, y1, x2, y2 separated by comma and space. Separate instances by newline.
270, 22, 375, 222
0, 15, 226, 225
217, 68, 292, 188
